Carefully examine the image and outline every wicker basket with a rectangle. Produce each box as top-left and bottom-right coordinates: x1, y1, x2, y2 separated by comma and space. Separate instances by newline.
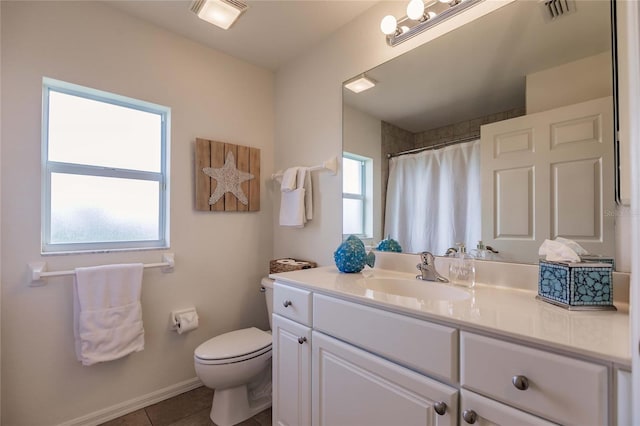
270, 258, 317, 274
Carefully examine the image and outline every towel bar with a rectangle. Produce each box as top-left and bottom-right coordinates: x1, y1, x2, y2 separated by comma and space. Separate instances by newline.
271, 156, 338, 181
28, 253, 175, 287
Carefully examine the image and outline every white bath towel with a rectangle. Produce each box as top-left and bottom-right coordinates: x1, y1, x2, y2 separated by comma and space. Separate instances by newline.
280, 167, 299, 192
73, 263, 145, 366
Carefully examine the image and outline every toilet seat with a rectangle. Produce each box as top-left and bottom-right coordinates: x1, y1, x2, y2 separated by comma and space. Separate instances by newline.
195, 327, 272, 365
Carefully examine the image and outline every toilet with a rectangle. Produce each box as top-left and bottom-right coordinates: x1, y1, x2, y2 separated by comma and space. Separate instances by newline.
194, 277, 274, 426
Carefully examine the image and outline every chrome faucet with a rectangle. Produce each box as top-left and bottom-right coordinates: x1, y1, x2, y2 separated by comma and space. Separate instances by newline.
444, 247, 458, 256
416, 251, 449, 283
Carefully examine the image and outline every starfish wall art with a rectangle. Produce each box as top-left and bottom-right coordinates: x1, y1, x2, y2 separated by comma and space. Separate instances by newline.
195, 138, 260, 212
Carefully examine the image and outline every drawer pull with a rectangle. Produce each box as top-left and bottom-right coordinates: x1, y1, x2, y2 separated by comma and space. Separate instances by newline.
512, 375, 530, 391
462, 409, 478, 424
283, 300, 292, 307
433, 401, 447, 416
298, 336, 307, 345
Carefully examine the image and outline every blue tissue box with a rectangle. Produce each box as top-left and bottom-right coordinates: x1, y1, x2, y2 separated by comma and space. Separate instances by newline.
537, 260, 615, 311
579, 255, 615, 269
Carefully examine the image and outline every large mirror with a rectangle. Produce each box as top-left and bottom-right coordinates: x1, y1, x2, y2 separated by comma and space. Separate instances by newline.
343, 0, 616, 265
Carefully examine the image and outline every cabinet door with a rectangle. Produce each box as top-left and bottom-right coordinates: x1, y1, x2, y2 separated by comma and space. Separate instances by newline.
616, 369, 632, 426
312, 331, 457, 426
460, 390, 558, 426
272, 314, 311, 426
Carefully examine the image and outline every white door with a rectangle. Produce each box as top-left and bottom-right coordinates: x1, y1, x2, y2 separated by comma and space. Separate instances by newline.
272, 314, 312, 426
480, 97, 615, 263
617, 1, 640, 424
312, 331, 458, 426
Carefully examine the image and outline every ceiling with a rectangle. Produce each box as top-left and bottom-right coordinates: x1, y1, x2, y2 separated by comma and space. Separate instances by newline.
105, 0, 612, 132
105, 0, 379, 71
343, 0, 612, 132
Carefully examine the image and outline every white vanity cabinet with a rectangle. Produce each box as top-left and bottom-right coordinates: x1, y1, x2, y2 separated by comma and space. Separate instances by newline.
312, 293, 458, 426
460, 332, 608, 425
616, 368, 632, 426
459, 390, 558, 426
272, 280, 620, 426
272, 283, 313, 426
313, 331, 458, 426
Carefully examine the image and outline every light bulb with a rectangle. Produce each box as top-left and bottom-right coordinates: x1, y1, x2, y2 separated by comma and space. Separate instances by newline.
426, 11, 437, 20
406, 0, 425, 20
400, 25, 410, 33
380, 15, 398, 35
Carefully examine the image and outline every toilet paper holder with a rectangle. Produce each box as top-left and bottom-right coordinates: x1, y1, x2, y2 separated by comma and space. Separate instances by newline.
170, 308, 199, 333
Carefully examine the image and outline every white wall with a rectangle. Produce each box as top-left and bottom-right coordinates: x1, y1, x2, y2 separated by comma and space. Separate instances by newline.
273, 0, 514, 265
343, 105, 382, 244
526, 52, 613, 113
1, 2, 274, 425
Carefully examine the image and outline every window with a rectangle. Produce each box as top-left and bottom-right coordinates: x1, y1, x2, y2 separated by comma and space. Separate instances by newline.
42, 78, 170, 253
342, 153, 372, 237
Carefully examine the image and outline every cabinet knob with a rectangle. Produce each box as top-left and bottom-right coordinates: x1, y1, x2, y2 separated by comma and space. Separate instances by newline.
433, 401, 447, 416
512, 375, 529, 391
283, 300, 292, 307
462, 409, 478, 424
298, 336, 307, 344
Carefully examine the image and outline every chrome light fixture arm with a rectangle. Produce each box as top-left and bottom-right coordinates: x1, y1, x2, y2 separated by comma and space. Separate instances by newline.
381, 0, 484, 47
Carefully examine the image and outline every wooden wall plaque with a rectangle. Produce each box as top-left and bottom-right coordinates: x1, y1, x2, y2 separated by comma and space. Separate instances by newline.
195, 138, 260, 212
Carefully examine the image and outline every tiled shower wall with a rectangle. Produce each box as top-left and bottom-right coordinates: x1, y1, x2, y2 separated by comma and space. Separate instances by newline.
380, 107, 525, 231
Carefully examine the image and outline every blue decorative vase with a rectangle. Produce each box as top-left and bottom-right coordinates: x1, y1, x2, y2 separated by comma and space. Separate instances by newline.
376, 237, 402, 253
334, 235, 375, 273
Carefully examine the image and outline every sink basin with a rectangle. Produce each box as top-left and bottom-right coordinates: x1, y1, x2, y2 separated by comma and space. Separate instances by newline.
356, 277, 471, 302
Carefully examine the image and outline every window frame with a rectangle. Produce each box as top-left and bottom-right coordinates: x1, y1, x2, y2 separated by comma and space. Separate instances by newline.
41, 78, 171, 254
342, 153, 367, 238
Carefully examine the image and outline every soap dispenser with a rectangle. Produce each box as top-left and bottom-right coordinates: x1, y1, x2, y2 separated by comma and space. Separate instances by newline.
448, 243, 476, 288
471, 240, 488, 260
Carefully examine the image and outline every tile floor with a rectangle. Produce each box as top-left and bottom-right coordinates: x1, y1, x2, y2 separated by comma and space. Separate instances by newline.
100, 386, 272, 426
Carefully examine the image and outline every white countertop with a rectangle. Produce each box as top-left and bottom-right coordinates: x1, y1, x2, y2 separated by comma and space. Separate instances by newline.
270, 265, 631, 366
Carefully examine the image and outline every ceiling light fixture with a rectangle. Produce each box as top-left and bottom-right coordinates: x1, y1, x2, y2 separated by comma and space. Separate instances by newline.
381, 0, 482, 46
190, 0, 248, 30
344, 75, 377, 94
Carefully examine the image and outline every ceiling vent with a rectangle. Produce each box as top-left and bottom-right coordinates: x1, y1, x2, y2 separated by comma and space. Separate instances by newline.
540, 0, 575, 22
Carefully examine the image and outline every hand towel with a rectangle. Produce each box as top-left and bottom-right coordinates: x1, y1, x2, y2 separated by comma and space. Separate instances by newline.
73, 263, 144, 366
279, 187, 306, 227
280, 167, 299, 192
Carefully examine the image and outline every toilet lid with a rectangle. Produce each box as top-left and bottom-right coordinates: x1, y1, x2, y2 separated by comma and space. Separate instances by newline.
261, 277, 274, 289
195, 327, 272, 361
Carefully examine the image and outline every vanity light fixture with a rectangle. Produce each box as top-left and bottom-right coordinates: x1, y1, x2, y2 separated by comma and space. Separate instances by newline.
344, 75, 377, 94
381, 0, 482, 46
190, 0, 248, 30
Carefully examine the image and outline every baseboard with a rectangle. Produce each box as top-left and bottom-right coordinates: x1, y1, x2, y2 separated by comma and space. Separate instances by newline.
57, 377, 203, 426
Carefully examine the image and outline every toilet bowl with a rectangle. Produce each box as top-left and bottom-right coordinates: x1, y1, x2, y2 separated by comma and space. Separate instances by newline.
194, 278, 274, 426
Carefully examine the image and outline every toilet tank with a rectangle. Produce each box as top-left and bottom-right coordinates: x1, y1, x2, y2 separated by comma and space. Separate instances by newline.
261, 277, 275, 330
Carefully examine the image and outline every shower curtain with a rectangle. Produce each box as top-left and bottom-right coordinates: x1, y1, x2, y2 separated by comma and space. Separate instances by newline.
384, 140, 481, 255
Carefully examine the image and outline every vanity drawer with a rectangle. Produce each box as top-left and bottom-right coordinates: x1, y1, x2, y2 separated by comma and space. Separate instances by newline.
274, 282, 312, 326
314, 293, 458, 383
460, 332, 608, 426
